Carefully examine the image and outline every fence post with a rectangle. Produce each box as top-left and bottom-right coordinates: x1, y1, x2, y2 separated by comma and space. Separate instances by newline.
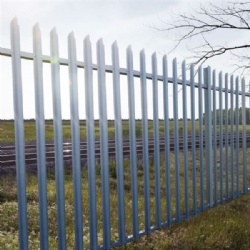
127, 45, 139, 239
182, 60, 189, 220
84, 35, 98, 249
204, 67, 213, 207
68, 32, 83, 250
212, 70, 217, 205
198, 66, 204, 210
152, 52, 161, 228
10, 17, 28, 250
97, 38, 111, 249
33, 23, 49, 250
241, 78, 247, 194
112, 41, 126, 244
50, 28, 67, 250
173, 58, 180, 221
140, 49, 151, 233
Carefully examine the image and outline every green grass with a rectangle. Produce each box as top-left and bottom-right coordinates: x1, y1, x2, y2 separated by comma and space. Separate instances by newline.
0, 120, 175, 143
0, 147, 250, 249
1, 120, 250, 143
117, 193, 250, 249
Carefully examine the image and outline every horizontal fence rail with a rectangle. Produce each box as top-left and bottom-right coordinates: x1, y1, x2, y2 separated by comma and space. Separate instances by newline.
1, 46, 250, 97
0, 18, 250, 250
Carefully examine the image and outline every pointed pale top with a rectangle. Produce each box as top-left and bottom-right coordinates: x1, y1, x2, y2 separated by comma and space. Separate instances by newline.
163, 55, 168, 69
152, 52, 156, 58
68, 32, 76, 50
68, 31, 75, 39
127, 45, 132, 51
50, 27, 57, 37
97, 38, 103, 44
182, 60, 186, 66
33, 23, 40, 34
84, 35, 90, 42
33, 23, 40, 29
10, 17, 19, 33
140, 49, 145, 55
11, 17, 18, 25
112, 40, 118, 48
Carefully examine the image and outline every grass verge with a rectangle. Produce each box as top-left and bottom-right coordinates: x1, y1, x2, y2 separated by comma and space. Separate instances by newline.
117, 192, 250, 249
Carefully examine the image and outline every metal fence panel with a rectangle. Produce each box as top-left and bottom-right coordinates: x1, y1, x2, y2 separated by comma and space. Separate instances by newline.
1, 18, 250, 250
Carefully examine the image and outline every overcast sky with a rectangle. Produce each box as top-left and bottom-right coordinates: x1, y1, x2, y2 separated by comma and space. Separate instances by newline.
0, 0, 248, 119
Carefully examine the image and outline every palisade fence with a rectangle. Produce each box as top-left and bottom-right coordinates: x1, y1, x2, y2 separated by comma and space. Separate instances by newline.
1, 18, 250, 250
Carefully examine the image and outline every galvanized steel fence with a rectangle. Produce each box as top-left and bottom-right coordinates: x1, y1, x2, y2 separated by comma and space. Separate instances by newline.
1, 18, 250, 249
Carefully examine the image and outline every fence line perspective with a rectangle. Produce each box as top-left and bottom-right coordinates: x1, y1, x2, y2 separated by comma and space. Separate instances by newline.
0, 18, 250, 250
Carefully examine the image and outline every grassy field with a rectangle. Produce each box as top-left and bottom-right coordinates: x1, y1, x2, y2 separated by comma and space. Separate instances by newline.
0, 119, 189, 143
0, 146, 250, 249
1, 119, 250, 144
120, 192, 250, 249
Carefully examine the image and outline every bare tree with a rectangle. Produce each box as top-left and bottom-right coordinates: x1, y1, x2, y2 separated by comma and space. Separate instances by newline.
156, 1, 250, 75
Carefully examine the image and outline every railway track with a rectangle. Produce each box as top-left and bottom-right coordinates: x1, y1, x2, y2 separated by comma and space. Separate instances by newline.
1, 133, 250, 167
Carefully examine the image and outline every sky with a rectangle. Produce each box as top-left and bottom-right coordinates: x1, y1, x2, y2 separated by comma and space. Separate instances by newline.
0, 0, 249, 119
